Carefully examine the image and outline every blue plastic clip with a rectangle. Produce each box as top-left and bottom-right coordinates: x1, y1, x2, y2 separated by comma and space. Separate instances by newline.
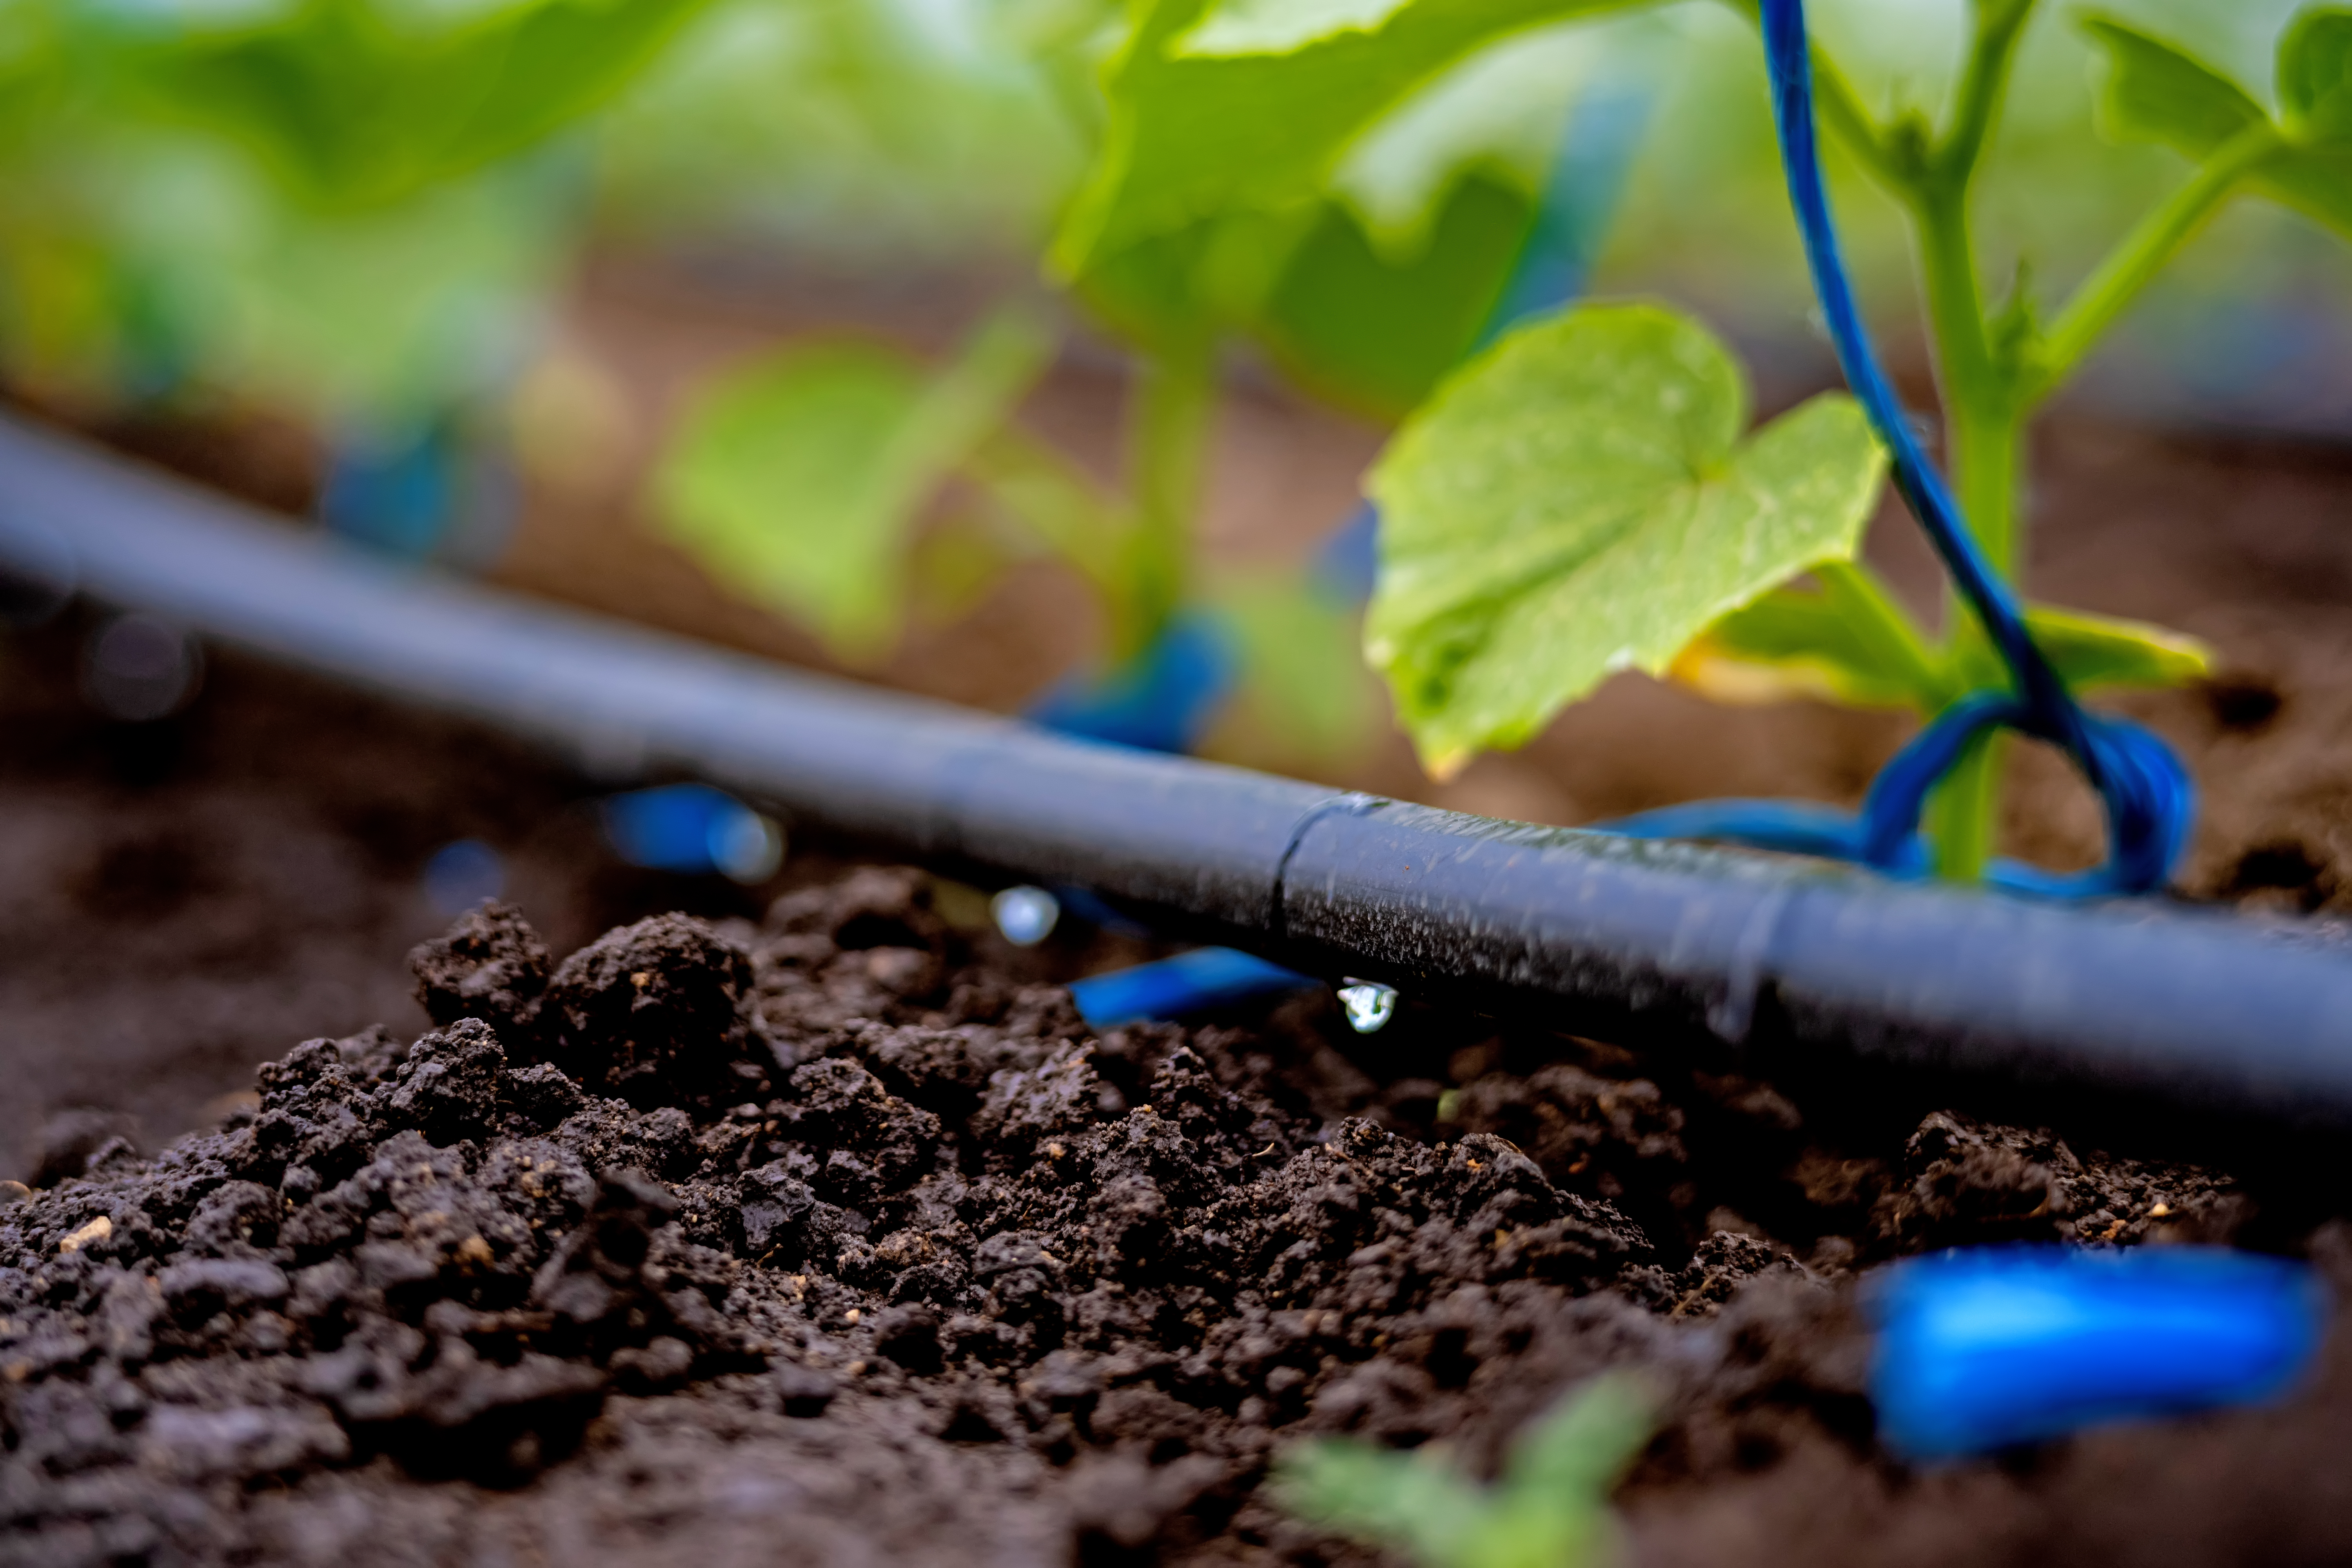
601, 783, 781, 883
1027, 611, 1239, 755
1867, 1245, 2327, 1460
319, 417, 515, 568
1069, 947, 1318, 1028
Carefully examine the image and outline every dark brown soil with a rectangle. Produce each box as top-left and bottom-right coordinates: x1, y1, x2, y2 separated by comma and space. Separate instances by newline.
0, 608, 813, 1185
6, 858, 2350, 1568
7, 257, 2352, 1566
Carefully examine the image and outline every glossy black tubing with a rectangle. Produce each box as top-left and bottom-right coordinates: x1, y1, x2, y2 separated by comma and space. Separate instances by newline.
7, 412, 2352, 1129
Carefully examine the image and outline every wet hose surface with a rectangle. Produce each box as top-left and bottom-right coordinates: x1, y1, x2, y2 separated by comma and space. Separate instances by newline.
5, 411, 2352, 1131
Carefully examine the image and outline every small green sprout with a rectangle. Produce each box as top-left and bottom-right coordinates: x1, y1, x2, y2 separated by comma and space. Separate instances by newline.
1271, 1373, 1654, 1568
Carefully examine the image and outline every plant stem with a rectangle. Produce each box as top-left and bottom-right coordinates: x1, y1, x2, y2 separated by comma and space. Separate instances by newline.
1897, 1, 2039, 880
2024, 122, 2282, 406
1921, 401, 2022, 879
1121, 345, 1215, 662
1932, 0, 2034, 187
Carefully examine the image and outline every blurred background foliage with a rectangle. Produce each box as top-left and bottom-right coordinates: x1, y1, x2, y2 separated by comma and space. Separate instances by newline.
1, 0, 2345, 731
5, 0, 2340, 426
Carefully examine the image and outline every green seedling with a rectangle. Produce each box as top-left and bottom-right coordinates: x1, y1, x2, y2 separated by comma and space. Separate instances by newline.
1272, 1372, 1654, 1568
651, 22, 1597, 757
1068, 0, 2352, 875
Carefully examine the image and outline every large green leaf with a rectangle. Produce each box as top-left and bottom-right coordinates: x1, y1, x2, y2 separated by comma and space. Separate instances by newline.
131, 0, 708, 209
1074, 203, 1317, 354
1366, 303, 1885, 777
1050, 0, 1639, 283
2082, 12, 2352, 240
2280, 7, 2352, 143
655, 310, 1052, 659
1254, 170, 1534, 418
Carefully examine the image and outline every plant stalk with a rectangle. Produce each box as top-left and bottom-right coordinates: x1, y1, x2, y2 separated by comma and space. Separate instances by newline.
1121, 346, 1214, 663
1922, 400, 2023, 880
2025, 122, 2282, 407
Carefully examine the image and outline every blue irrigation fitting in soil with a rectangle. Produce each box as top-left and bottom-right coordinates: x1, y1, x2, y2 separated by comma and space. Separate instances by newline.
18, 410, 2352, 1139
602, 782, 782, 883
319, 416, 517, 570
1694, 0, 2194, 900
1867, 1245, 2328, 1460
1070, 947, 1319, 1029
1025, 610, 1238, 755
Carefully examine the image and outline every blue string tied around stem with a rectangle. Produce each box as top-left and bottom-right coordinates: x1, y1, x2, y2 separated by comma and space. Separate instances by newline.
1615, 0, 2194, 900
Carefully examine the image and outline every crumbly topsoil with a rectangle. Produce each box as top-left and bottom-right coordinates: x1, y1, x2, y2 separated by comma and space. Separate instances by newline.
7, 868, 2349, 1568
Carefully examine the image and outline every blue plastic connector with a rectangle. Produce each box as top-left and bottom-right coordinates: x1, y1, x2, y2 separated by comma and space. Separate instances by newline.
601, 782, 782, 883
1868, 1245, 2327, 1460
1027, 611, 1239, 755
319, 417, 516, 568
1068, 947, 1318, 1028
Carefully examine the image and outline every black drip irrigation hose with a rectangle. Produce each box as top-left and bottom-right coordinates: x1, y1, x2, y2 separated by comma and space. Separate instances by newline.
7, 411, 2352, 1136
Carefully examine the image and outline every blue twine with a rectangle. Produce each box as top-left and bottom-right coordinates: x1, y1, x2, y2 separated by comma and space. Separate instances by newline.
1613, 0, 2192, 898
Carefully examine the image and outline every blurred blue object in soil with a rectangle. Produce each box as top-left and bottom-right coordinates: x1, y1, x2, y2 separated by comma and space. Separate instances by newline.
1026, 611, 1238, 755
1070, 947, 1319, 1027
423, 838, 506, 916
602, 783, 785, 884
1049, 884, 1155, 940
1868, 1245, 2327, 1461
1315, 82, 1653, 607
319, 417, 516, 568
1316, 500, 1383, 605
1475, 79, 1653, 349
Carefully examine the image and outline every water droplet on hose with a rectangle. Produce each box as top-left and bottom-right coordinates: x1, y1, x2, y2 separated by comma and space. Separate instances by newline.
1336, 978, 1397, 1034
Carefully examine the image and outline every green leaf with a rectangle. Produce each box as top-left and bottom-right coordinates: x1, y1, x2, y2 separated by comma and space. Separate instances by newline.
1270, 1439, 1488, 1568
2280, 6, 2352, 144
2080, 16, 2268, 153
1271, 1375, 1650, 1568
2024, 604, 2212, 691
1468, 1374, 1651, 1568
1182, 0, 1415, 56
1366, 303, 1886, 778
131, 0, 708, 209
1674, 591, 2209, 711
1051, 0, 1641, 283
1075, 204, 1317, 354
1254, 171, 1533, 418
655, 309, 1053, 659
1207, 574, 1380, 760
1670, 583, 1925, 709
2082, 12, 2352, 241
2253, 144, 2352, 238
1327, 24, 1588, 260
